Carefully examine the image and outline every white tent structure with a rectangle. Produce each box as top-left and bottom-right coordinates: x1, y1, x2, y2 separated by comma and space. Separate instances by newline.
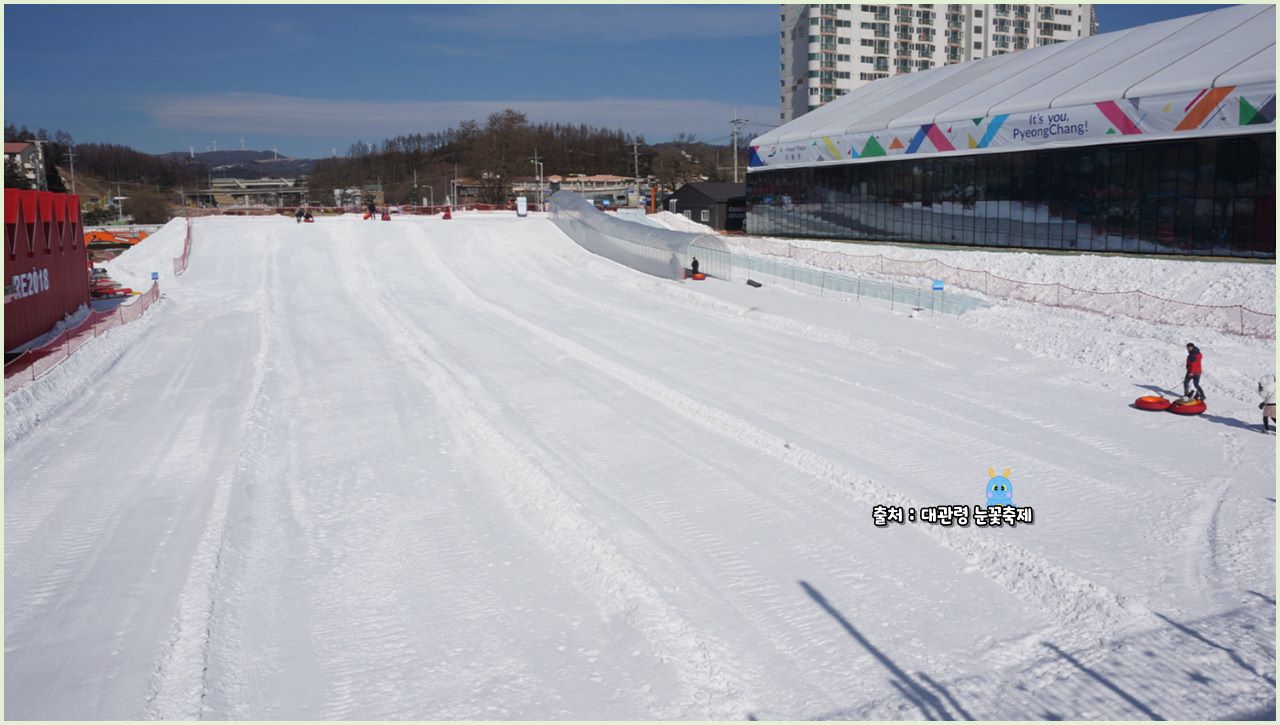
749, 4, 1275, 172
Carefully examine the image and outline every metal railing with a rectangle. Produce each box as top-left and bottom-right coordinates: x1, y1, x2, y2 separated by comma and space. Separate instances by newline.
734, 253, 987, 316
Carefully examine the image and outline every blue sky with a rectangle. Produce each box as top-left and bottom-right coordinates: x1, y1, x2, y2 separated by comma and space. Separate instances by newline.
4, 3, 1235, 158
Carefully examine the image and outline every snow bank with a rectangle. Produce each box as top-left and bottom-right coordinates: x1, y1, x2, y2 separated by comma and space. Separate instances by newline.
4, 301, 162, 445
729, 233, 1274, 309
7, 304, 91, 353
964, 300, 1275, 409
102, 217, 188, 291
650, 210, 717, 234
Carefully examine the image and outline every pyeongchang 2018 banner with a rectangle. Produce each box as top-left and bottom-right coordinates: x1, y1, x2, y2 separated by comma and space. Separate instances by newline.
748, 82, 1276, 171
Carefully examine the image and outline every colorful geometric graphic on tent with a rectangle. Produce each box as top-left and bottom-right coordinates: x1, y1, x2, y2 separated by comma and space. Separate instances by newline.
1239, 95, 1276, 126
861, 136, 887, 157
1176, 86, 1235, 131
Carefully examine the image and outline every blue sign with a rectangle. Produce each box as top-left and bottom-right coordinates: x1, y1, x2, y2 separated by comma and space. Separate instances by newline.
932, 279, 944, 291
151, 272, 159, 281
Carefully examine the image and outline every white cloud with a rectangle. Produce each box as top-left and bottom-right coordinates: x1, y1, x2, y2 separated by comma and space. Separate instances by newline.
410, 5, 778, 43
146, 93, 777, 143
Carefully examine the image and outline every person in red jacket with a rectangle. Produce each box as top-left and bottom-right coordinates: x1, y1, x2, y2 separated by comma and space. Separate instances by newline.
1183, 342, 1205, 401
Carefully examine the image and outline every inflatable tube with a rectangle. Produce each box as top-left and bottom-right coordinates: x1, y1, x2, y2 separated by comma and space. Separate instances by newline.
1168, 399, 1207, 415
692, 273, 706, 281
1134, 395, 1171, 411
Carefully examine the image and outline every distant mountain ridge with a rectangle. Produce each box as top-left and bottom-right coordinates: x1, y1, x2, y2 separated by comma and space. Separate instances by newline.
158, 149, 315, 178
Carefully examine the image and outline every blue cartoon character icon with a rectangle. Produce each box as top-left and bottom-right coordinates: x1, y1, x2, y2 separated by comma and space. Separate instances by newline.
986, 468, 1013, 506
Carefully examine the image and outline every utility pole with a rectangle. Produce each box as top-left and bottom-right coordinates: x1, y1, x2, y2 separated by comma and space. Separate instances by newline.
451, 162, 458, 207
629, 140, 641, 206
65, 146, 76, 194
530, 149, 543, 211
730, 111, 748, 184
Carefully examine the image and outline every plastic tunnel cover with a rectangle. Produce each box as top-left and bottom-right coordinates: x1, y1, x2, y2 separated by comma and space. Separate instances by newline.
548, 191, 732, 281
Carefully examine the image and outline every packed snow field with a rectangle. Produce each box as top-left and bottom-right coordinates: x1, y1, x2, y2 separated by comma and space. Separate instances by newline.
5, 213, 1275, 719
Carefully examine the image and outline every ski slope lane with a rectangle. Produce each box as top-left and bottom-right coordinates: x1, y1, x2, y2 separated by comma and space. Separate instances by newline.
4, 214, 1274, 720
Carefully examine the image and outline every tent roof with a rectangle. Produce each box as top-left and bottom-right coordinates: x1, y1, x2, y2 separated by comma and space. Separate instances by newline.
753, 4, 1275, 149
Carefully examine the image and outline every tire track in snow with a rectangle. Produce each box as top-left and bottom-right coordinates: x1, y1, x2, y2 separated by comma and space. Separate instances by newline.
143, 246, 279, 720
475, 244, 1154, 512
434, 235, 1172, 619
334, 237, 756, 719
413, 229, 1158, 647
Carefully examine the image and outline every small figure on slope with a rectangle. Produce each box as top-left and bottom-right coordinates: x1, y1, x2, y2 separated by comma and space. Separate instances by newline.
295, 207, 304, 223
691, 256, 700, 277
1183, 342, 1205, 402
1259, 374, 1276, 433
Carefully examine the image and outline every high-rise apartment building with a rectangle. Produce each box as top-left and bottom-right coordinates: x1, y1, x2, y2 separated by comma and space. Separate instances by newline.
780, 4, 1096, 122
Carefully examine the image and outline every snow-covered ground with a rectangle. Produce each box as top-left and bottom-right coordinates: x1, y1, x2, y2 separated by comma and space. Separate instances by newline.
650, 210, 1275, 308
5, 214, 1275, 719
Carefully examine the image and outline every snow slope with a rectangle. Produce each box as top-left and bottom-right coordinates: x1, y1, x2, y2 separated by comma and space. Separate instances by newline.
5, 214, 1274, 719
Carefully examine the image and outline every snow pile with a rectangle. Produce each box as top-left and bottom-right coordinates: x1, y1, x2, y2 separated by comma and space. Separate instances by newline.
650, 210, 716, 234
101, 217, 188, 291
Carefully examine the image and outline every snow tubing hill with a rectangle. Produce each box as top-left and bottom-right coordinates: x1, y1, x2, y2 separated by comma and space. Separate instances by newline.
1168, 399, 1207, 415
1134, 395, 1172, 411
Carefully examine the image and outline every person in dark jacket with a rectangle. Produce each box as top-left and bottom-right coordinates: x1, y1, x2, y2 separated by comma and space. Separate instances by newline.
367, 200, 377, 219
690, 257, 700, 276
295, 207, 304, 223
1183, 343, 1205, 401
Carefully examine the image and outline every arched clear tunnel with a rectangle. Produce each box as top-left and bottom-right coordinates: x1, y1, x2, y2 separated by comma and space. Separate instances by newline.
549, 191, 732, 280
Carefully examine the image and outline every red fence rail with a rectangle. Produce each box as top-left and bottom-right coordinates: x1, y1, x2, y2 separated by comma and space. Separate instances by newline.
4, 282, 161, 395
745, 240, 1275, 339
173, 215, 193, 275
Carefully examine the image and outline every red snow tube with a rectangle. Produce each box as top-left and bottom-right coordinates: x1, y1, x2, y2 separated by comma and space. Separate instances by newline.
1169, 399, 1207, 415
1134, 395, 1171, 411
692, 273, 706, 280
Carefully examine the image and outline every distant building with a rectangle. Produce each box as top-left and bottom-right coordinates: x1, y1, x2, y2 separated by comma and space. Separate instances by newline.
4, 142, 47, 190
545, 174, 644, 207
333, 185, 384, 209
184, 177, 308, 207
781, 4, 1095, 123
666, 183, 747, 231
